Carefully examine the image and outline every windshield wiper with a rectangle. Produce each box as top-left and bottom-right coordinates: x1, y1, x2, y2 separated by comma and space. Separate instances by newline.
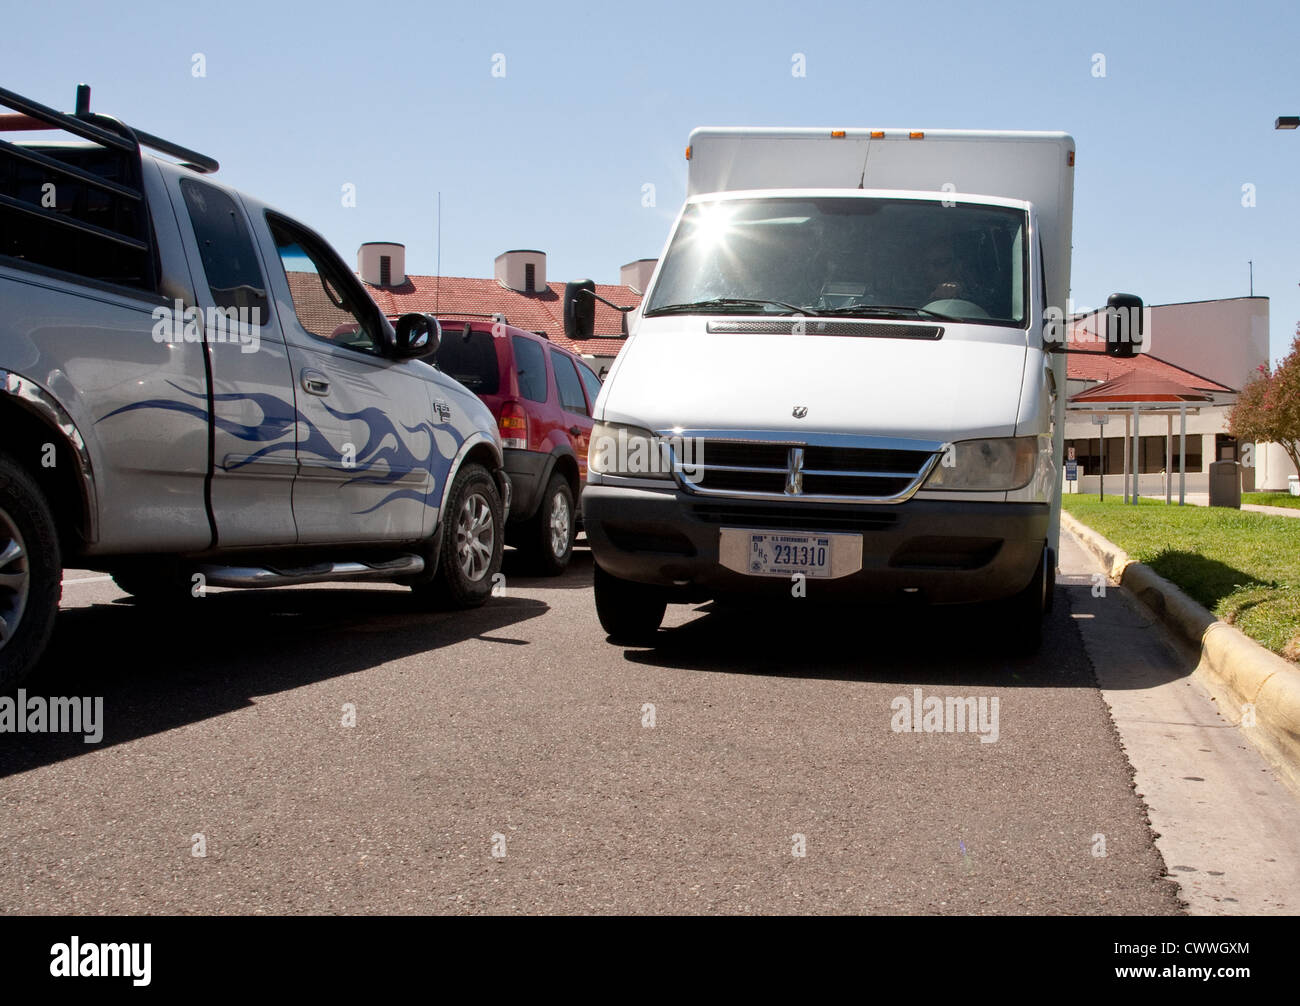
812, 304, 959, 321
645, 297, 816, 317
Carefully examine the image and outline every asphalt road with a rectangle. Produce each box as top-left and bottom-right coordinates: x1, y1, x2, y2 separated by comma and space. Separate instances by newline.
0, 545, 1184, 915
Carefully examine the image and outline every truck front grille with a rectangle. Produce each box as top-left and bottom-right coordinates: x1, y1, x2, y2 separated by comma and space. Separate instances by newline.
670, 433, 941, 504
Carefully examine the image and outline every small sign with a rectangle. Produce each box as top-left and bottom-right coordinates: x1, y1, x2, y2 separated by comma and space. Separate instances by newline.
1091, 414, 1110, 425
1065, 460, 1078, 482
1067, 446, 1076, 461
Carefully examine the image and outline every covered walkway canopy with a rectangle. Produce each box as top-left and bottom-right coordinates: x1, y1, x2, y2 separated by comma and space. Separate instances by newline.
1067, 371, 1211, 504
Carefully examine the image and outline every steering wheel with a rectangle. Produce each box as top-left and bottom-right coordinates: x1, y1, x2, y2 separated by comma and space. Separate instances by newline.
923, 298, 990, 318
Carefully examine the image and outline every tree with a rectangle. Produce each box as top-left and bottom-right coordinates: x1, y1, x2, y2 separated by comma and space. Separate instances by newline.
1229, 324, 1300, 476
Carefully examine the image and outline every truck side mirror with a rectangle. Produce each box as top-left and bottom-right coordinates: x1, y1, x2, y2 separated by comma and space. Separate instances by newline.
393, 313, 440, 359
1104, 293, 1143, 358
564, 280, 596, 339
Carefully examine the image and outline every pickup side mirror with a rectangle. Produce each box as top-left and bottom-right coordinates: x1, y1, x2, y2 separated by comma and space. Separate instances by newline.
392, 313, 441, 359
564, 280, 596, 340
1104, 293, 1143, 358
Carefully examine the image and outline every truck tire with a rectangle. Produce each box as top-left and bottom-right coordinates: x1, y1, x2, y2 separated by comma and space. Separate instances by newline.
520, 474, 575, 576
412, 463, 503, 609
1001, 544, 1047, 655
0, 454, 62, 690
594, 563, 666, 645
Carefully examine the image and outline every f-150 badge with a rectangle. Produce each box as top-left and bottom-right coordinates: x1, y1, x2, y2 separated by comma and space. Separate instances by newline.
433, 401, 452, 423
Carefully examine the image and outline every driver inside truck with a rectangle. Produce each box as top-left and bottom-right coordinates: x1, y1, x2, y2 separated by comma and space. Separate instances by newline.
916, 241, 968, 303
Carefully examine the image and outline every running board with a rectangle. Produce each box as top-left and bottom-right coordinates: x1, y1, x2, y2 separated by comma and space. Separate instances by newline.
195, 555, 424, 589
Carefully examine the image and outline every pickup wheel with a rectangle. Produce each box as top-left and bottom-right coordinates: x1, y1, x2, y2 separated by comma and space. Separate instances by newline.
0, 454, 62, 690
520, 474, 575, 576
412, 463, 503, 609
593, 563, 666, 645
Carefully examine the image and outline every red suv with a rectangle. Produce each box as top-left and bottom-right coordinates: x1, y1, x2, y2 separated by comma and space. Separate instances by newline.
430, 319, 602, 574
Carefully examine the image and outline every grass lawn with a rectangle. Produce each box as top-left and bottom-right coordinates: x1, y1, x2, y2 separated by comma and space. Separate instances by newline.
1062, 494, 1300, 661
1243, 492, 1300, 510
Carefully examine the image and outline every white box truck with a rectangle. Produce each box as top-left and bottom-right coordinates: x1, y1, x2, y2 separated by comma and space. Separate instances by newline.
565, 127, 1141, 651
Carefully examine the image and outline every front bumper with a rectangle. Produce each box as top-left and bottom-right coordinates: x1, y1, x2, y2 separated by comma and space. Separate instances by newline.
582, 484, 1047, 604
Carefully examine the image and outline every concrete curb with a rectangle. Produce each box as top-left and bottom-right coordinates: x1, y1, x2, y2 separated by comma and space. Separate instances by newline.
1062, 510, 1300, 789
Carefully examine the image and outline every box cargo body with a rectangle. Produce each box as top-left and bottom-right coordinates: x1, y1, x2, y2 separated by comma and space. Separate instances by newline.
582, 127, 1080, 647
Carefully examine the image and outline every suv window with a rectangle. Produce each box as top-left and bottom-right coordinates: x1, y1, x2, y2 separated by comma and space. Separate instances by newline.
513, 336, 548, 403
435, 324, 500, 394
551, 350, 589, 415
180, 179, 267, 324
268, 214, 381, 354
576, 359, 602, 410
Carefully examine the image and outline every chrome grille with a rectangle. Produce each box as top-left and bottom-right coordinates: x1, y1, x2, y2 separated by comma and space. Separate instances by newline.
669, 431, 942, 504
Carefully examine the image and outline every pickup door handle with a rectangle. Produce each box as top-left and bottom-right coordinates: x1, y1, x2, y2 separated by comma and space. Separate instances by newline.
569, 426, 583, 436
302, 371, 331, 396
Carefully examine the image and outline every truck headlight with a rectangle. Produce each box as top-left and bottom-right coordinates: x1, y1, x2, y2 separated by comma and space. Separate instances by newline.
588, 421, 674, 480
924, 436, 1039, 491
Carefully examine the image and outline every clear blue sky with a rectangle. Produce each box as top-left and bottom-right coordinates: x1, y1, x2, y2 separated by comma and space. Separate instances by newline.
7, 0, 1298, 363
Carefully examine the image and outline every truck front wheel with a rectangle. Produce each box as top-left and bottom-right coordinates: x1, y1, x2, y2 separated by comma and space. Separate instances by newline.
0, 454, 61, 690
1000, 544, 1048, 655
594, 563, 666, 645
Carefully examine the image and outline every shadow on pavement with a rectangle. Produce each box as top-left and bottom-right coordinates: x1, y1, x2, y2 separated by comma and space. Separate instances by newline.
623, 581, 1193, 691
0, 586, 547, 777
500, 546, 595, 590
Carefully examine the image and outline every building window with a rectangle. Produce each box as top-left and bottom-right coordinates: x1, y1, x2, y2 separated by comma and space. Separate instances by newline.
379, 255, 391, 287
524, 262, 535, 293
1068, 436, 1202, 475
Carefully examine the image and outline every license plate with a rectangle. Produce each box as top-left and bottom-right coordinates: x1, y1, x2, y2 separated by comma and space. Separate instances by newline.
718, 528, 863, 579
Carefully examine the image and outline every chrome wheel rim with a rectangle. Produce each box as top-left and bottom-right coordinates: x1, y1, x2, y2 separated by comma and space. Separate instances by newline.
0, 506, 30, 652
549, 493, 571, 559
456, 491, 495, 582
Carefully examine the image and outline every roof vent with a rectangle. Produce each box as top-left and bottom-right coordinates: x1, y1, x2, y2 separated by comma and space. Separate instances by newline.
495, 249, 546, 293
358, 242, 405, 287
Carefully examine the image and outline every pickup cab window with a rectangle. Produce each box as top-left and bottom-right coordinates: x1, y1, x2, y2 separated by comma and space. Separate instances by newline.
179, 178, 267, 323
268, 215, 381, 354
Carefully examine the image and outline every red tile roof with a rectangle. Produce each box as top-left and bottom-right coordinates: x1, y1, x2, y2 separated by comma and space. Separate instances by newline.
1066, 350, 1233, 393
1064, 318, 1233, 393
364, 275, 638, 356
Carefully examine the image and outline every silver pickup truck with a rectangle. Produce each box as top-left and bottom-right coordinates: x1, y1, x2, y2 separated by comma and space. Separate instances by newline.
0, 84, 510, 688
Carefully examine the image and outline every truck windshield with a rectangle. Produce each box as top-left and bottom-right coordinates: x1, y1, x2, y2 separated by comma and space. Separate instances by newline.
645, 196, 1028, 327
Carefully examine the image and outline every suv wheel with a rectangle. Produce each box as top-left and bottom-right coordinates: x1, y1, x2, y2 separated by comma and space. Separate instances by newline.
0, 454, 61, 690
594, 563, 666, 645
413, 463, 503, 609
522, 474, 575, 576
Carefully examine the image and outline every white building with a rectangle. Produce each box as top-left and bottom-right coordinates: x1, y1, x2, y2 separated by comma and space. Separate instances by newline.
1062, 296, 1296, 494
